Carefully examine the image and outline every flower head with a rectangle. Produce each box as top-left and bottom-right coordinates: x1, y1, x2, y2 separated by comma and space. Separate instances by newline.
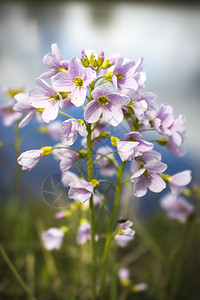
41, 228, 64, 250
13, 93, 37, 128
40, 43, 69, 79
84, 84, 130, 126
0, 100, 22, 126
17, 147, 52, 171
160, 193, 194, 223
52, 57, 96, 107
77, 221, 91, 245
130, 151, 167, 197
30, 79, 68, 123
115, 220, 135, 247
68, 179, 94, 203
60, 118, 88, 146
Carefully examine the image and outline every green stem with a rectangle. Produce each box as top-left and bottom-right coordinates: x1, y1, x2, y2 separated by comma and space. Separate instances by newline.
99, 161, 126, 299
87, 122, 96, 300
52, 146, 80, 154
58, 111, 74, 119
98, 180, 116, 191
0, 244, 36, 300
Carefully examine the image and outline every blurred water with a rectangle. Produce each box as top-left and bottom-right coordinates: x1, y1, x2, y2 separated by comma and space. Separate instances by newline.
0, 1, 200, 205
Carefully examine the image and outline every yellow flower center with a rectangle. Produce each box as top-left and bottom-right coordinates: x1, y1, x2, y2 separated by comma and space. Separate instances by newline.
113, 72, 123, 80
98, 96, 109, 106
48, 93, 60, 102
73, 77, 84, 87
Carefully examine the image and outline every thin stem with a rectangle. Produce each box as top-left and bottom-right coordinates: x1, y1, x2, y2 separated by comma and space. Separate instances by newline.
58, 111, 74, 119
99, 161, 126, 299
52, 146, 80, 154
87, 122, 96, 300
98, 180, 116, 191
0, 244, 37, 300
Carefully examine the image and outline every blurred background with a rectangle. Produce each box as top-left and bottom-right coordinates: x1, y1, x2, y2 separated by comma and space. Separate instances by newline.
0, 1, 200, 299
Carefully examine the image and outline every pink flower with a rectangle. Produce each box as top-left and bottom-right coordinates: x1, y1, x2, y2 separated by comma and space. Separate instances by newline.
68, 179, 94, 203
17, 147, 52, 171
84, 85, 130, 126
41, 228, 64, 250
118, 268, 130, 281
160, 193, 194, 223
40, 43, 69, 79
115, 220, 135, 248
52, 57, 96, 107
130, 151, 167, 197
133, 283, 148, 292
13, 93, 37, 128
60, 119, 88, 146
0, 100, 22, 126
169, 170, 192, 197
30, 79, 68, 123
77, 222, 91, 245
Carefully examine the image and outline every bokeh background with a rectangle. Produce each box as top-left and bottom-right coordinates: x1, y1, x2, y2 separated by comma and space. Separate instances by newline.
0, 1, 200, 299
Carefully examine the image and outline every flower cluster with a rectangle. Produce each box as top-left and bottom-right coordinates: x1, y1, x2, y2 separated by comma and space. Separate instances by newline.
0, 44, 194, 298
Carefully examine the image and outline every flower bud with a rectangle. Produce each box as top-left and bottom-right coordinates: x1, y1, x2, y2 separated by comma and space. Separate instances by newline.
40, 146, 52, 156
110, 136, 120, 147
157, 137, 168, 146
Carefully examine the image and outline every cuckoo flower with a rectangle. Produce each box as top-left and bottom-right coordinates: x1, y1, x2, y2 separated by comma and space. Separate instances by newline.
84, 85, 130, 126
117, 132, 153, 161
133, 283, 148, 292
40, 43, 69, 79
77, 222, 91, 245
115, 220, 135, 248
96, 146, 116, 177
118, 268, 130, 282
133, 92, 158, 127
30, 79, 67, 123
112, 57, 145, 94
52, 56, 96, 107
130, 151, 167, 197
60, 118, 88, 146
41, 228, 64, 250
68, 179, 94, 203
14, 93, 37, 128
61, 170, 78, 187
169, 170, 192, 197
160, 193, 194, 223
0, 100, 22, 126
52, 145, 78, 172
17, 147, 52, 171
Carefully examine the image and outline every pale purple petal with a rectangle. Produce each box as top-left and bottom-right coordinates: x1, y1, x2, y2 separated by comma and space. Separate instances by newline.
84, 100, 102, 123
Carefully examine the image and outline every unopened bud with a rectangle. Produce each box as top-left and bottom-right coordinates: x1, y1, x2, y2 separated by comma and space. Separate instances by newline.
157, 137, 168, 146
101, 60, 112, 69
79, 150, 87, 158
90, 179, 99, 188
110, 136, 120, 147
40, 146, 52, 156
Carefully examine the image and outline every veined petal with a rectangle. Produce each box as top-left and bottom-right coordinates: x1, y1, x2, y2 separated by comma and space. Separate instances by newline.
102, 105, 123, 126
71, 87, 86, 107
84, 100, 102, 123
149, 174, 166, 193
42, 102, 59, 123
